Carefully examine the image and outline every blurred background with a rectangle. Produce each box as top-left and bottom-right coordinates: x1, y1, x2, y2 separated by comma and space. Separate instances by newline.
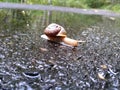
1, 0, 120, 11
0, 0, 120, 90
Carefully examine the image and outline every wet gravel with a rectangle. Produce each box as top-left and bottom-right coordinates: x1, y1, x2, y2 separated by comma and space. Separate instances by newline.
0, 26, 120, 90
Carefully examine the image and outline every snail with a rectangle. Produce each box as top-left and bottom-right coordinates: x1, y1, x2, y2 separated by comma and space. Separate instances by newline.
41, 23, 79, 47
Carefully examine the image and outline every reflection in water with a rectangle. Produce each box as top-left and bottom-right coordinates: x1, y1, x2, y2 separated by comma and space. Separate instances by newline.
0, 9, 120, 89
0, 9, 30, 32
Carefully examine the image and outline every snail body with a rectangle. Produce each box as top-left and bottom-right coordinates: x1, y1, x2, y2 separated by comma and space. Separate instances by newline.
41, 23, 78, 47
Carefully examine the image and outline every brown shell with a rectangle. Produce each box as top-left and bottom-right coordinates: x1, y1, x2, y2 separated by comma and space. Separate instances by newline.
44, 23, 66, 37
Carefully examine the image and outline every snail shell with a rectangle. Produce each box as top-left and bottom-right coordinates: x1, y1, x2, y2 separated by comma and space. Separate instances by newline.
44, 23, 66, 37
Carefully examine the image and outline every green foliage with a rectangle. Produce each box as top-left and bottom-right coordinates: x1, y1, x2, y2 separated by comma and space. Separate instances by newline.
111, 4, 120, 12
0, 0, 21, 3
83, 0, 109, 8
104, 4, 120, 12
0, 0, 120, 12
52, 0, 87, 8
